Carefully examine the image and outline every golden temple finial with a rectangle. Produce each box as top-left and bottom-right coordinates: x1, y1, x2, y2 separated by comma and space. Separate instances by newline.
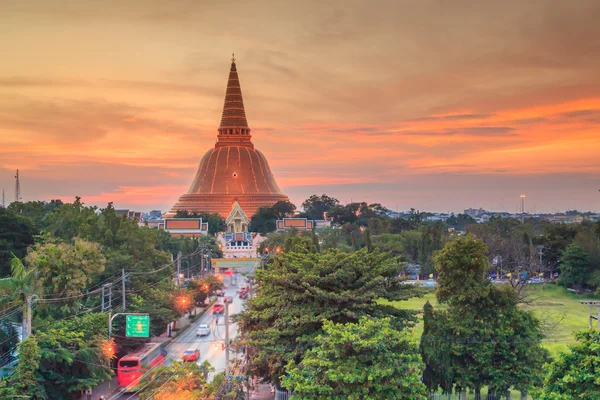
231, 53, 236, 63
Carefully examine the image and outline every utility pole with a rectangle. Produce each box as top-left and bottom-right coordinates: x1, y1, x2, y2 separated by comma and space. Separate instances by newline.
24, 295, 37, 339
225, 301, 230, 385
101, 283, 112, 311
108, 284, 112, 310
1, 189, 4, 208
177, 251, 182, 286
122, 269, 126, 310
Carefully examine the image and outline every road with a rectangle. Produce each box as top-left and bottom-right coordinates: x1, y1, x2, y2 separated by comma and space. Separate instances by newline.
114, 272, 246, 400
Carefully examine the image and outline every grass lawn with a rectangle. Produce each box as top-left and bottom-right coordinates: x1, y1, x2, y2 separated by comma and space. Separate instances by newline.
386, 284, 598, 357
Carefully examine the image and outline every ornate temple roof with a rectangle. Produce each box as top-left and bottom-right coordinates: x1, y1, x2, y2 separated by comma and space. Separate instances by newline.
165, 56, 289, 218
216, 54, 253, 148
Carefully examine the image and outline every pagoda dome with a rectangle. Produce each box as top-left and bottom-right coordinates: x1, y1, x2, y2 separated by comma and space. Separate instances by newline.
165, 56, 289, 218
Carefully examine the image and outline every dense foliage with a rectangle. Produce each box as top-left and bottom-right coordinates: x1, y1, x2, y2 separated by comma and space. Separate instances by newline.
0, 337, 45, 399
249, 200, 296, 234
534, 329, 600, 399
283, 317, 427, 399
137, 361, 217, 400
420, 236, 548, 396
0, 197, 222, 398
238, 238, 421, 384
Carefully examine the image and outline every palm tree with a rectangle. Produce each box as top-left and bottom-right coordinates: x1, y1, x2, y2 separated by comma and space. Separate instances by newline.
0, 255, 42, 337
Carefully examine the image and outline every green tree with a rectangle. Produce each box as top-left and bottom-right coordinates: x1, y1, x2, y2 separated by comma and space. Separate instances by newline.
188, 274, 224, 305
0, 256, 44, 343
0, 336, 46, 399
137, 361, 215, 400
446, 213, 477, 231
301, 194, 339, 221
0, 207, 36, 277
542, 224, 580, 267
45, 197, 101, 241
270, 200, 297, 220
26, 239, 105, 313
329, 203, 359, 225
421, 235, 548, 396
250, 206, 277, 234
534, 329, 600, 399
559, 243, 590, 291
7, 199, 64, 230
238, 247, 421, 384
283, 317, 427, 400
34, 313, 112, 399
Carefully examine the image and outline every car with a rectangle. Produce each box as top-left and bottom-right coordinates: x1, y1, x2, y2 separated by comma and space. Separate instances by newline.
216, 289, 225, 297
196, 324, 210, 337
224, 296, 233, 303
239, 291, 248, 300
213, 304, 224, 314
527, 277, 544, 284
423, 278, 437, 287
182, 349, 200, 362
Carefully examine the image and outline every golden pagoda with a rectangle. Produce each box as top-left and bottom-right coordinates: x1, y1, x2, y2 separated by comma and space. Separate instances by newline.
165, 56, 289, 218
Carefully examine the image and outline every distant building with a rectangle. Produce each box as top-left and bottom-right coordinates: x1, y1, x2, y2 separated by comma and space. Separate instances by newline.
158, 218, 208, 237
276, 218, 330, 232
216, 202, 265, 258
464, 208, 489, 218
226, 201, 250, 233
425, 213, 451, 222
115, 209, 143, 222
165, 56, 289, 218
149, 210, 163, 219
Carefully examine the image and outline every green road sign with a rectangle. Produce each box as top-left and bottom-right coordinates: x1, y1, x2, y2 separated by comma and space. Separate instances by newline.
126, 315, 150, 337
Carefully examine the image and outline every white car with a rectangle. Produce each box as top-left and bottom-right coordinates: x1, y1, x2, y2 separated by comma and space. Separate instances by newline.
423, 278, 437, 287
196, 324, 211, 337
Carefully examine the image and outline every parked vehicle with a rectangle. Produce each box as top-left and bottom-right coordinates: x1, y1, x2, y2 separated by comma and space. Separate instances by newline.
527, 277, 544, 284
216, 289, 225, 297
118, 342, 166, 389
423, 278, 437, 287
239, 291, 248, 299
213, 304, 225, 314
224, 296, 233, 303
182, 348, 200, 362
196, 324, 210, 337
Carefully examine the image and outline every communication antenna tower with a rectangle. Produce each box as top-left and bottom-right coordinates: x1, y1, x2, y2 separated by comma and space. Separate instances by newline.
15, 169, 22, 202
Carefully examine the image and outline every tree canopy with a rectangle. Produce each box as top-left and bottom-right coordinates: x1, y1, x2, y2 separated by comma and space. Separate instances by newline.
249, 201, 296, 234
283, 317, 427, 400
420, 235, 548, 396
534, 329, 600, 399
301, 194, 339, 221
238, 246, 421, 384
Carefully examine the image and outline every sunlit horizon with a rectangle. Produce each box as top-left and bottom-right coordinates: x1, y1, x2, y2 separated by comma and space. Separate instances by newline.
1, 1, 599, 214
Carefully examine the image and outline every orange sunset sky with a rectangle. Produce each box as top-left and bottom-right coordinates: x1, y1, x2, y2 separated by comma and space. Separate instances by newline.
1, 0, 599, 213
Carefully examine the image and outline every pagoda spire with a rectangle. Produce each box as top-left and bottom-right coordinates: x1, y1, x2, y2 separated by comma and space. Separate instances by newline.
216, 55, 253, 148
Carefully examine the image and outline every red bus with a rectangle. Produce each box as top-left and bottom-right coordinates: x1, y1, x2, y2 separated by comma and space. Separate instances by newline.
117, 342, 166, 389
